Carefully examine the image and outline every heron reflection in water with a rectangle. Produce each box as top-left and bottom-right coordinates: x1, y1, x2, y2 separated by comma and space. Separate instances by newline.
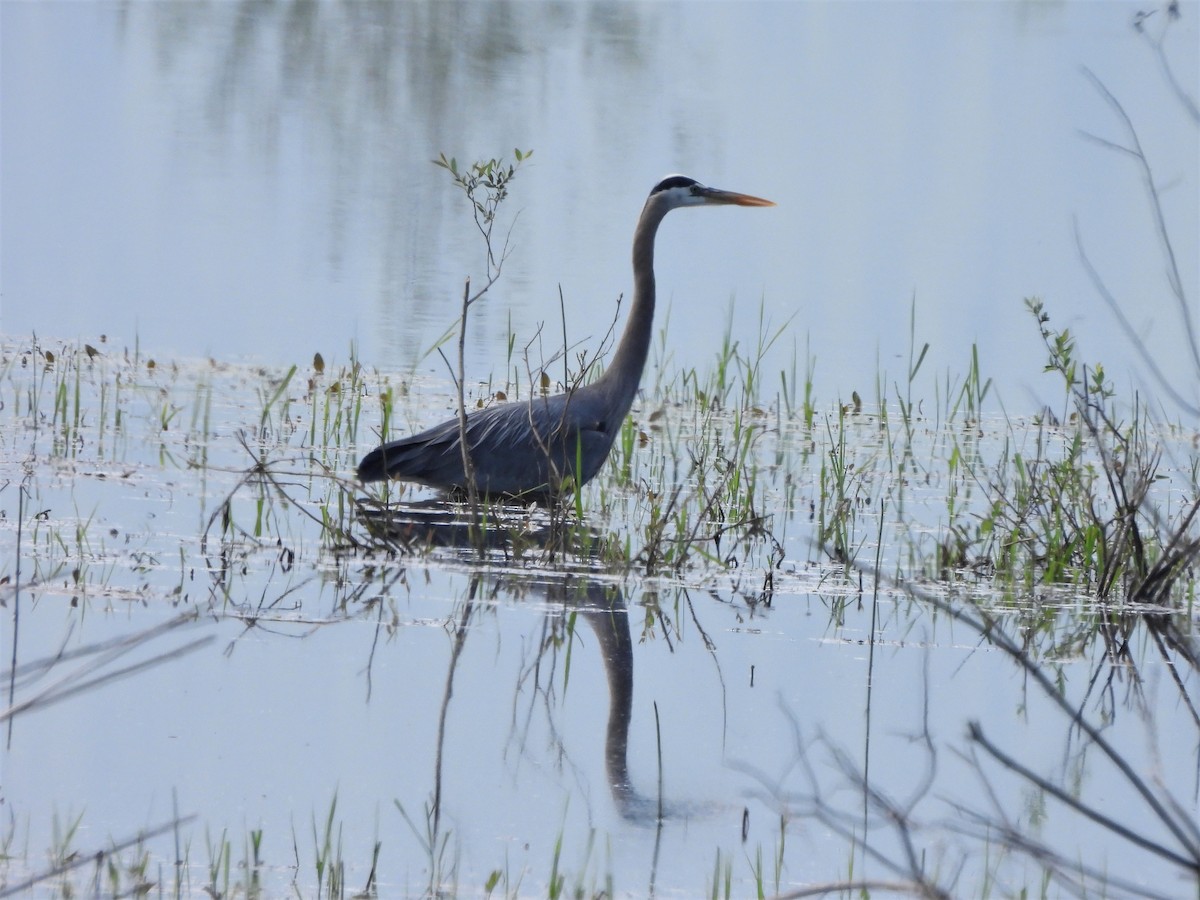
357, 176, 775, 498
360, 507, 703, 822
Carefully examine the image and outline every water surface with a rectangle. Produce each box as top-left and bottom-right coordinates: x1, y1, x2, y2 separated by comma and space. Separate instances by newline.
3, 1, 1197, 410
1, 339, 1195, 896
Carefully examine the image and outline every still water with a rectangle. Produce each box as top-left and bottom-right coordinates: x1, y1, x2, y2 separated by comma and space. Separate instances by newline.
2, 2, 1199, 897
3, 1, 1197, 410
1, 333, 1196, 895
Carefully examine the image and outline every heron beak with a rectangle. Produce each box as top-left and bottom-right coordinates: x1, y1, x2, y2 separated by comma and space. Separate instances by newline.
699, 186, 776, 207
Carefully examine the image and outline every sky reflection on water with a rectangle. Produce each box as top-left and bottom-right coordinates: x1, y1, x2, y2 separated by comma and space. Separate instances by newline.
3, 1, 1197, 413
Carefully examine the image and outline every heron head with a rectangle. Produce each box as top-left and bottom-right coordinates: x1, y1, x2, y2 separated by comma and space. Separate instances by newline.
648, 174, 775, 210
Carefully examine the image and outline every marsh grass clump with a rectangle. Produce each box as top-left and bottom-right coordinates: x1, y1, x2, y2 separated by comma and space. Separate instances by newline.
305, 349, 369, 464
926, 303, 1198, 625
0, 334, 397, 624
612, 397, 782, 576
791, 49, 1199, 897
879, 54, 1200, 636
579, 299, 796, 577
1028, 300, 1197, 603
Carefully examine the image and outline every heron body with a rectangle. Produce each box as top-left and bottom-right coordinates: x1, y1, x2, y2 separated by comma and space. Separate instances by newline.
356, 175, 774, 498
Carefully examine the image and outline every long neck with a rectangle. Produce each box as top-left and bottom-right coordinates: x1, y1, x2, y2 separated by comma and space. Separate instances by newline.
597, 200, 669, 416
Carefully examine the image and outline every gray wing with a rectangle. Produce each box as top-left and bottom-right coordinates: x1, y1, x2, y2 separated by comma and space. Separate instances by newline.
356, 388, 620, 496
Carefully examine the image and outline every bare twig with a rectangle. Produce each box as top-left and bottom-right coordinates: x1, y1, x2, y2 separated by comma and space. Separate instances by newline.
1075, 68, 1199, 413
1132, 3, 1200, 124
967, 720, 1196, 870
454, 277, 480, 520
1, 612, 210, 724
768, 880, 933, 899
866, 565, 1200, 874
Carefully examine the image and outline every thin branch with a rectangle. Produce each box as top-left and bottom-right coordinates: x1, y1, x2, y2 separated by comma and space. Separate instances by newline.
1134, 6, 1200, 124
768, 880, 932, 899
1079, 67, 1200, 385
2, 613, 210, 723
887, 570, 1200, 869
950, 803, 1183, 900
1073, 217, 1198, 415
968, 720, 1197, 870
1, 636, 215, 724
455, 277, 480, 521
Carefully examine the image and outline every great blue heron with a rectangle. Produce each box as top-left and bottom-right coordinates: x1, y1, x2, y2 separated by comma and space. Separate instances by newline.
357, 174, 775, 497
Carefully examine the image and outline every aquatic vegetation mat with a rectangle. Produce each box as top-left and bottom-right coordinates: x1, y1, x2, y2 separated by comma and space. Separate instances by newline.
2, 325, 1197, 897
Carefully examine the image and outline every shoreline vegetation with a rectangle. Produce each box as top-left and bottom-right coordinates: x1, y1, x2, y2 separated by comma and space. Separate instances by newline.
3, 289, 1195, 896
5, 41, 1198, 899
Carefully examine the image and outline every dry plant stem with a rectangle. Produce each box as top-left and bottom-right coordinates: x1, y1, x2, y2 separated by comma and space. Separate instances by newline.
1134, 9, 1200, 126
6, 482, 25, 750
950, 796, 1183, 900
769, 881, 934, 900
2, 613, 210, 723
2, 636, 214, 723
730, 696, 948, 899
1139, 495, 1200, 604
968, 721, 1195, 870
455, 277, 480, 520
522, 285, 623, 508
560, 284, 569, 389
1076, 67, 1199, 413
201, 434, 366, 555
981, 616, 1200, 867
872, 564, 1200, 874
432, 235, 508, 521
427, 153, 524, 521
